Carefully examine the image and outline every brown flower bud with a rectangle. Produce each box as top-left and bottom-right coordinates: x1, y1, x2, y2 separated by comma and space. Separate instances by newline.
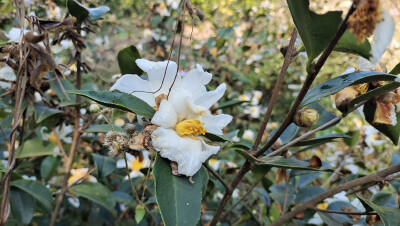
334, 87, 359, 112
271, 138, 282, 150
293, 108, 319, 127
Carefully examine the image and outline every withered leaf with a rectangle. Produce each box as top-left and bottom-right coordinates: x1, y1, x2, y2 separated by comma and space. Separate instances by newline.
308, 155, 322, 168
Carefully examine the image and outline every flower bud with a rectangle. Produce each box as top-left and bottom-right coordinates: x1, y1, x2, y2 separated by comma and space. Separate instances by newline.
89, 103, 100, 113
293, 108, 319, 127
271, 138, 282, 151
334, 87, 359, 112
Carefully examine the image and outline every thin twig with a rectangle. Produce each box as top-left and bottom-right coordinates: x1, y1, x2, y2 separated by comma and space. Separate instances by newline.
310, 207, 378, 215
52, 127, 68, 161
203, 163, 228, 189
141, 152, 155, 202
270, 164, 400, 226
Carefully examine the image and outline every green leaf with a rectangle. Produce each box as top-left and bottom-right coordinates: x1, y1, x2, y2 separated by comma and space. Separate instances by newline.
343, 130, 360, 148
67, 0, 109, 21
84, 124, 124, 133
15, 138, 58, 159
49, 78, 76, 107
294, 186, 326, 204
301, 71, 396, 108
371, 192, 397, 208
10, 188, 35, 224
153, 154, 208, 226
40, 156, 61, 181
204, 130, 238, 142
257, 158, 333, 172
216, 99, 248, 109
348, 82, 400, 109
317, 212, 349, 226
363, 100, 400, 145
358, 197, 400, 226
293, 133, 351, 147
69, 182, 117, 216
309, 102, 338, 129
287, 0, 342, 63
389, 62, 400, 75
34, 104, 63, 124
93, 153, 116, 177
117, 45, 143, 75
334, 30, 372, 59
135, 205, 145, 224
68, 90, 155, 118
11, 179, 53, 211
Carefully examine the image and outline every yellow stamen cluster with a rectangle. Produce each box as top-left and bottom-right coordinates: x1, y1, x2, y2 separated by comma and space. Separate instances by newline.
347, 0, 382, 43
175, 119, 207, 138
131, 158, 144, 171
48, 133, 57, 143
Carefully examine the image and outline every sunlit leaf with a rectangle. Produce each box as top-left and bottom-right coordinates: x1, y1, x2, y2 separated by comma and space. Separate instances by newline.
68, 90, 155, 118
15, 138, 58, 159
334, 30, 372, 59
153, 154, 208, 226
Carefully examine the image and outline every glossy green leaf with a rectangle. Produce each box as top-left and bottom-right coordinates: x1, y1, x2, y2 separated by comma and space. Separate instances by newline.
11, 179, 53, 211
257, 157, 334, 172
117, 45, 143, 75
287, 0, 342, 63
348, 82, 400, 109
84, 124, 124, 133
153, 154, 208, 226
334, 30, 372, 59
68, 90, 155, 118
40, 156, 61, 181
301, 71, 396, 108
317, 212, 349, 226
34, 104, 63, 124
93, 153, 116, 177
216, 99, 248, 109
295, 186, 326, 204
363, 100, 400, 145
204, 130, 238, 142
67, 0, 109, 21
135, 205, 145, 224
293, 133, 351, 147
343, 130, 360, 148
69, 182, 117, 216
359, 197, 400, 226
371, 192, 397, 208
15, 138, 58, 159
389, 62, 400, 75
10, 188, 35, 225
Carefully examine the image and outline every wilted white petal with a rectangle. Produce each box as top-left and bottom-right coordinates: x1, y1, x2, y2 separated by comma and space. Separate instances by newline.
135, 59, 179, 97
195, 83, 226, 109
110, 74, 156, 107
152, 99, 178, 129
370, 8, 395, 64
201, 114, 233, 135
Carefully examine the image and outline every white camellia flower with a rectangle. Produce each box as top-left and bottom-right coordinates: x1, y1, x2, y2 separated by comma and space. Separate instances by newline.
111, 59, 232, 176
116, 152, 151, 179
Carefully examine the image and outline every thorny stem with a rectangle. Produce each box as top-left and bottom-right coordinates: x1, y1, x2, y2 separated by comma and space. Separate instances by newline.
270, 164, 400, 226
210, 4, 357, 225
0, 0, 26, 223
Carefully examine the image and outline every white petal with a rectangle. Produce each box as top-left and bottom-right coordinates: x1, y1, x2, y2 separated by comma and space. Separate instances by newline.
135, 59, 180, 97
168, 89, 199, 122
151, 99, 177, 129
370, 8, 395, 64
151, 127, 181, 159
116, 159, 127, 168
201, 114, 233, 135
181, 64, 211, 100
0, 67, 16, 81
195, 83, 226, 109
68, 197, 80, 208
110, 74, 156, 107
129, 170, 144, 178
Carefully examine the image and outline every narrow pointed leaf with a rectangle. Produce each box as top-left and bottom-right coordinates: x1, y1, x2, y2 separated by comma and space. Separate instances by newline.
293, 133, 351, 147
68, 90, 155, 118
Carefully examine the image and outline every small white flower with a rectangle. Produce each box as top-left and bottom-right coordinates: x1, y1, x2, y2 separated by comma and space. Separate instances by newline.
116, 152, 151, 179
89, 103, 100, 113
68, 197, 80, 208
244, 105, 261, 118
41, 123, 73, 144
208, 158, 220, 171
167, 0, 180, 9
22, 175, 37, 180
243, 130, 255, 140
34, 92, 42, 102
0, 67, 16, 89
68, 168, 97, 186
114, 118, 125, 127
156, 2, 170, 17
325, 191, 349, 204
111, 59, 232, 176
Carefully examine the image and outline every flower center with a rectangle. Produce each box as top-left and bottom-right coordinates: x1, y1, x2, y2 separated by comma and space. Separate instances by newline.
175, 119, 207, 138
49, 133, 57, 143
131, 158, 143, 171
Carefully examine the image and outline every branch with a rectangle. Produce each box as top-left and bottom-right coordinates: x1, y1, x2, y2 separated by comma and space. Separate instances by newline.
310, 207, 377, 215
203, 163, 229, 189
254, 3, 357, 157
270, 164, 400, 226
